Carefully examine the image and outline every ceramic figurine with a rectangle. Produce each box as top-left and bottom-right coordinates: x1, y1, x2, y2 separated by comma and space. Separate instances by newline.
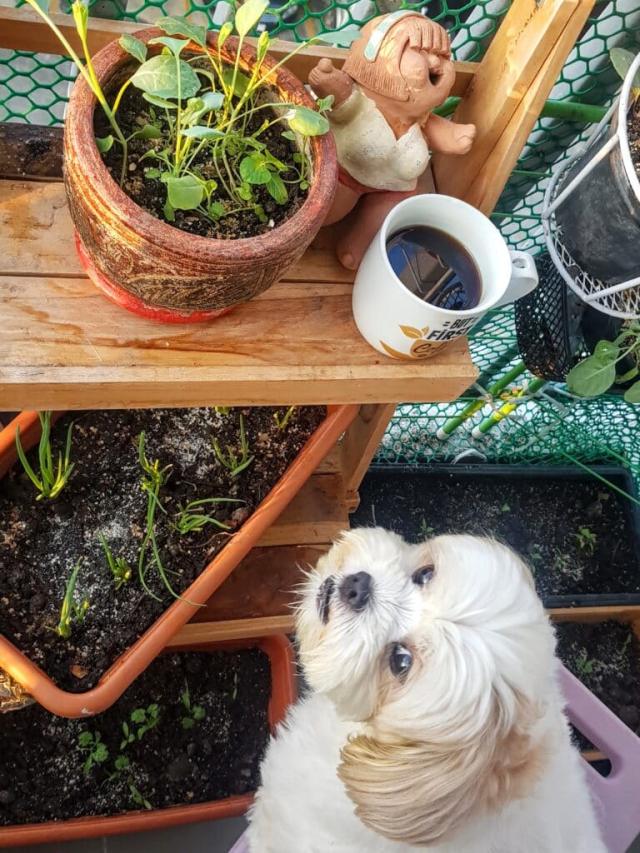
309, 11, 476, 270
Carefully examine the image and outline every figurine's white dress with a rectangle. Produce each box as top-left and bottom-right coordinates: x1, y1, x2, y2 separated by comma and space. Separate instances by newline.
329, 86, 430, 192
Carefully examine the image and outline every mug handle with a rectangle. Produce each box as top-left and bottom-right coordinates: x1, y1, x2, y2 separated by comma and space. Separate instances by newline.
492, 250, 539, 309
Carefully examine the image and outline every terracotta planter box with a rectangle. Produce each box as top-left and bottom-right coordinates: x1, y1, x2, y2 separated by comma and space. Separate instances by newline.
0, 405, 357, 717
65, 28, 337, 322
0, 631, 295, 848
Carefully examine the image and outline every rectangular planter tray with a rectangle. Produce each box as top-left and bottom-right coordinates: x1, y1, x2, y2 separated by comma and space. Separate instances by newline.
0, 405, 357, 717
357, 464, 640, 609
0, 630, 295, 848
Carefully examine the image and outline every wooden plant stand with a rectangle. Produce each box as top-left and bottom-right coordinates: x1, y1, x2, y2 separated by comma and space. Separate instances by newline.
0, 0, 596, 644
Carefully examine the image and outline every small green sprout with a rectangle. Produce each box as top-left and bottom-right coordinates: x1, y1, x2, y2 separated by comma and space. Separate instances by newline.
99, 533, 132, 590
56, 558, 89, 639
575, 527, 597, 555
110, 754, 131, 779
212, 414, 254, 478
121, 703, 161, 749
419, 519, 436, 538
214, 406, 230, 416
129, 782, 152, 811
137, 432, 180, 601
273, 406, 296, 431
501, 502, 511, 513
552, 551, 571, 574
15, 412, 74, 501
180, 681, 206, 729
528, 543, 544, 570
78, 730, 109, 776
174, 497, 242, 535
575, 649, 595, 677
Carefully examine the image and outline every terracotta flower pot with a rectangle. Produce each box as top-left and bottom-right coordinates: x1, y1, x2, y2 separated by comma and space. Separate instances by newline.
0, 405, 357, 717
0, 631, 296, 847
64, 28, 338, 322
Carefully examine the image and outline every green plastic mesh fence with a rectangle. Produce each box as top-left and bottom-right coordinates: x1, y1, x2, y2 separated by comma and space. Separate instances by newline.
1, 1, 639, 484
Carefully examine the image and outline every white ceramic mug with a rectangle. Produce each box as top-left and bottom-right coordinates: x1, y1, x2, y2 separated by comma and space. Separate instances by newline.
352, 194, 538, 359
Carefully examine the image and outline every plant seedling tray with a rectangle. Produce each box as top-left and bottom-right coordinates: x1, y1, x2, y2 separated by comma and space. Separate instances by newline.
353, 464, 640, 608
0, 406, 355, 717
0, 630, 295, 848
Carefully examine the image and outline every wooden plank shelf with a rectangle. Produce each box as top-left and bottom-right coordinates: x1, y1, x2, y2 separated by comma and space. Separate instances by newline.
0, 176, 477, 410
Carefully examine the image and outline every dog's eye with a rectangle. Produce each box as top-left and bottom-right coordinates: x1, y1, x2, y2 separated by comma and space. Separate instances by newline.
389, 643, 413, 679
412, 565, 434, 586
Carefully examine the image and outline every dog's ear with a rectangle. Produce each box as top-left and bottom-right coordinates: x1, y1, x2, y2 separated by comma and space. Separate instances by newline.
338, 693, 546, 846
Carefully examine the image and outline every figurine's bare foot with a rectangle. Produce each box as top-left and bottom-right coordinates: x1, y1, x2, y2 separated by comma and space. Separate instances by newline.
452, 123, 476, 155
309, 58, 353, 108
336, 190, 414, 270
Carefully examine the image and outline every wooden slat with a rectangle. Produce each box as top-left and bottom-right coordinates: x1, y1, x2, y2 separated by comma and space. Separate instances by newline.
258, 474, 347, 546
0, 183, 477, 410
342, 403, 397, 505
0, 6, 477, 96
549, 606, 640, 623
432, 0, 582, 200
170, 616, 295, 645
191, 544, 324, 624
462, 0, 597, 214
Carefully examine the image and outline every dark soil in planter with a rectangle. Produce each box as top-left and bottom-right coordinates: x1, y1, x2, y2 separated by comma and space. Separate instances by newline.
351, 466, 640, 605
555, 620, 640, 750
0, 646, 270, 825
95, 61, 307, 240
0, 406, 322, 690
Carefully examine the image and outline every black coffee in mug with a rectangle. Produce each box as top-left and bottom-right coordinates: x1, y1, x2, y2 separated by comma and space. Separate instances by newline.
385, 226, 482, 311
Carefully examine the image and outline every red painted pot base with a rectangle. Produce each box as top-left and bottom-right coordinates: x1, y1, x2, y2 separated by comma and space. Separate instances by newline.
74, 233, 233, 324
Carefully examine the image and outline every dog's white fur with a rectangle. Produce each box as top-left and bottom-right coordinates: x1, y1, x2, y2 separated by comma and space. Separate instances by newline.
248, 529, 606, 852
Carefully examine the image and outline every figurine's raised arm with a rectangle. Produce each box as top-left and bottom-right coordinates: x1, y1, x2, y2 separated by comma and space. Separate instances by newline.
309, 58, 353, 110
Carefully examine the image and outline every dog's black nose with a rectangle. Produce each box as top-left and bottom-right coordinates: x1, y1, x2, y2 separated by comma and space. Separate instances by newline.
339, 572, 372, 612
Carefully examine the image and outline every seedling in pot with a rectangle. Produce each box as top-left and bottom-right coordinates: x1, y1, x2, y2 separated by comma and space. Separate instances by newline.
575, 526, 597, 555
214, 406, 230, 416
180, 681, 206, 729
15, 411, 74, 501
273, 406, 296, 431
129, 782, 152, 811
174, 496, 242, 535
136, 432, 180, 601
419, 518, 436, 538
121, 703, 160, 748
566, 321, 640, 404
575, 648, 595, 677
212, 413, 254, 477
78, 730, 109, 776
99, 533, 132, 589
22, 0, 357, 224
56, 558, 90, 639
610, 47, 640, 102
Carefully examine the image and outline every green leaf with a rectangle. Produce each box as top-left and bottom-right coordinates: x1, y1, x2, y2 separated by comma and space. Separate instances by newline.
131, 123, 162, 140
95, 134, 114, 153
182, 717, 195, 729
254, 203, 267, 224
162, 174, 204, 210
148, 35, 190, 57
208, 201, 225, 220
221, 67, 250, 98
193, 705, 205, 720
156, 16, 207, 48
204, 179, 218, 194
616, 365, 639, 383
315, 94, 334, 113
201, 91, 224, 111
314, 27, 361, 47
71, 1, 88, 40
237, 183, 253, 201
566, 355, 616, 398
119, 33, 147, 64
235, 0, 269, 38
624, 379, 640, 404
163, 198, 175, 221
142, 92, 177, 110
144, 167, 162, 179
256, 29, 270, 62
181, 125, 224, 139
281, 130, 296, 142
285, 105, 329, 137
266, 172, 288, 204
610, 47, 640, 89
240, 153, 271, 185
593, 339, 620, 361
78, 731, 93, 747
131, 55, 200, 100
217, 21, 233, 49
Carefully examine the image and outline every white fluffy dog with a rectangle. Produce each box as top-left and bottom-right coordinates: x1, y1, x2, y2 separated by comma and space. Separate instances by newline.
247, 528, 606, 852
